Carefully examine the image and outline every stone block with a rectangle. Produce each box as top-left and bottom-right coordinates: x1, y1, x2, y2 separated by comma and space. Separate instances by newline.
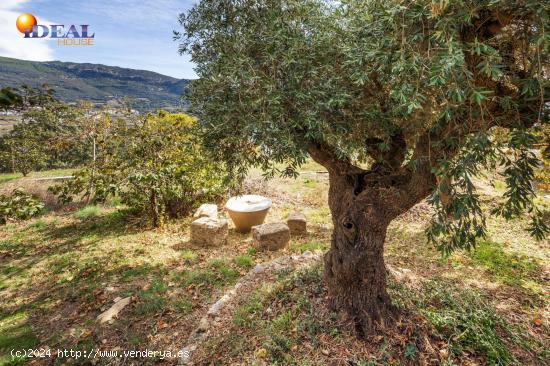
191, 217, 228, 247
193, 203, 218, 219
287, 212, 307, 236
96, 297, 131, 324
252, 222, 290, 251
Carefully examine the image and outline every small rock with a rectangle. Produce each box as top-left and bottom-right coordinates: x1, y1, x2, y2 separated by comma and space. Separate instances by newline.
287, 212, 307, 236
321, 349, 330, 356
252, 222, 290, 251
190, 217, 228, 247
207, 294, 230, 317
251, 263, 266, 274
275, 255, 290, 264
193, 203, 218, 219
96, 297, 131, 324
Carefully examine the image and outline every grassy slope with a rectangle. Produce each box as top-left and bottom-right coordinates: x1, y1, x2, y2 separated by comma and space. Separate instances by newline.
0, 165, 548, 365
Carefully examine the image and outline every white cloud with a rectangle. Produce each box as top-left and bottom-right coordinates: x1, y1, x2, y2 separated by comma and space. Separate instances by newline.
0, 0, 54, 61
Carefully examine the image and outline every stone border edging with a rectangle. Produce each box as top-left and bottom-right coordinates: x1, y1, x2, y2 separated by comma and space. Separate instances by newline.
179, 250, 323, 365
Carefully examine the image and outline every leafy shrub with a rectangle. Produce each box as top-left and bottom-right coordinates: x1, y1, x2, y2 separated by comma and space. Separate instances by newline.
0, 189, 44, 224
51, 111, 228, 226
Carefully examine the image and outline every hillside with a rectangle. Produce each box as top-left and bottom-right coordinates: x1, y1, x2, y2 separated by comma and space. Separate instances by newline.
0, 57, 189, 111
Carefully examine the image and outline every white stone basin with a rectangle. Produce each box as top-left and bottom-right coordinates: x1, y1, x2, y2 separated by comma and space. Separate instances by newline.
225, 195, 272, 232
225, 195, 272, 212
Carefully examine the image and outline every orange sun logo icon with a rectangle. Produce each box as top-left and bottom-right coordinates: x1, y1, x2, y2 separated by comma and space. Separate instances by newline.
16, 13, 37, 33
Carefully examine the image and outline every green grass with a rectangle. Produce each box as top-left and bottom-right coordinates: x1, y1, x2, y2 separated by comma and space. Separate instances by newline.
290, 177, 320, 194
28, 169, 75, 178
262, 266, 329, 363
28, 219, 49, 230
469, 241, 539, 286
50, 253, 73, 274
290, 240, 326, 254
74, 206, 101, 220
263, 331, 293, 363
298, 160, 326, 172
181, 249, 198, 264
301, 177, 318, 189
135, 280, 168, 315
0, 173, 21, 186
226, 265, 545, 366
231, 266, 329, 362
1, 265, 23, 276
234, 294, 264, 328
390, 279, 546, 365
234, 255, 254, 269
422, 284, 512, 364
173, 298, 194, 315
1, 164, 548, 365
184, 268, 218, 286
306, 207, 331, 225
0, 169, 75, 188
122, 266, 153, 281
183, 258, 240, 288
218, 266, 239, 283
0, 312, 39, 366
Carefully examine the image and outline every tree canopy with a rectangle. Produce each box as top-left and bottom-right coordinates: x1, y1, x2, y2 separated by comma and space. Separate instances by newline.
178, 0, 549, 334
178, 0, 549, 252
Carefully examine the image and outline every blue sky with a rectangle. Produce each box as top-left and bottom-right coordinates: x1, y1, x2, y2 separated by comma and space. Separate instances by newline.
0, 0, 197, 79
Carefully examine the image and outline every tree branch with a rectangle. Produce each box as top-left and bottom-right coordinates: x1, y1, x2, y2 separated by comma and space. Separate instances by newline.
307, 141, 365, 175
365, 130, 407, 172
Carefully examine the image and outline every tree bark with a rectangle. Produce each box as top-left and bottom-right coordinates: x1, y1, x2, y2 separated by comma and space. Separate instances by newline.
324, 173, 397, 337
85, 137, 97, 205
307, 139, 436, 336
150, 189, 160, 228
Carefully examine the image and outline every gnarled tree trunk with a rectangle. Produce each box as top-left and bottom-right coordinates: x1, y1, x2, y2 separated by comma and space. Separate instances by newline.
308, 140, 436, 336
324, 173, 397, 337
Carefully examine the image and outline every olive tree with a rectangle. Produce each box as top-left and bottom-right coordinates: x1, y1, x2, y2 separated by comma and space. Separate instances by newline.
177, 0, 549, 335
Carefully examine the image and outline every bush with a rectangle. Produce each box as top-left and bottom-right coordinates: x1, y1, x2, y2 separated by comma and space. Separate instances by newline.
0, 189, 44, 224
51, 111, 228, 227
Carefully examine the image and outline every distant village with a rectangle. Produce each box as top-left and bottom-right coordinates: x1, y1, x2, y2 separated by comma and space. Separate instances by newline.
0, 96, 181, 136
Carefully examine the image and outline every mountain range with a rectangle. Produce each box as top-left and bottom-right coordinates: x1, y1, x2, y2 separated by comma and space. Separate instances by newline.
0, 56, 189, 111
